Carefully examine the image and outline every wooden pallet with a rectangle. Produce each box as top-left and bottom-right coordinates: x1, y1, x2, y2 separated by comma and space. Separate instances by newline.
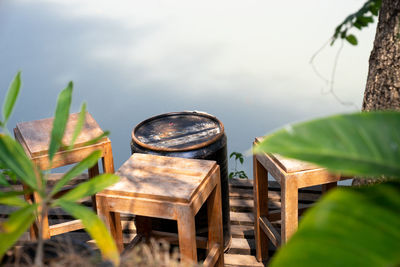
0, 178, 322, 266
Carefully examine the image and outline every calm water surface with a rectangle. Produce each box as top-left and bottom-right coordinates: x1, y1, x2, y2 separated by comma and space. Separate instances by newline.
0, 0, 376, 177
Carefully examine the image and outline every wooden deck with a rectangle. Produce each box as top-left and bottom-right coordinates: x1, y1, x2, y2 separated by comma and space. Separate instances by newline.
0, 178, 322, 266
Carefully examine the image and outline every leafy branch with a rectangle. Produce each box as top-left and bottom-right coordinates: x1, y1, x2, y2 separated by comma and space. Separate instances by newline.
331, 0, 381, 46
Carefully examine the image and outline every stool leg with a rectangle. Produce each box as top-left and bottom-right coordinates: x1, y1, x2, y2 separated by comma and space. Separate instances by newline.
99, 142, 123, 249
102, 142, 115, 173
207, 180, 224, 267
253, 155, 269, 261
281, 178, 298, 243
88, 162, 100, 212
27, 190, 50, 240
177, 206, 197, 264
24, 185, 38, 240
96, 195, 124, 252
322, 182, 337, 194
135, 216, 152, 242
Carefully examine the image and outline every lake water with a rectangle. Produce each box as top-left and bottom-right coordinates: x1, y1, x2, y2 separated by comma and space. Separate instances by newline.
0, 0, 376, 178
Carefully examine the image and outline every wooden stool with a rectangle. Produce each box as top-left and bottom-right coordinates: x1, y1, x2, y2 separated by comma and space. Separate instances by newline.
14, 112, 116, 240
96, 153, 224, 266
253, 137, 350, 262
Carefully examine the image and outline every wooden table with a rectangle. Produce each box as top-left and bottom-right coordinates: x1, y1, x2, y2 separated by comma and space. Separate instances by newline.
253, 137, 349, 262
14, 112, 115, 239
96, 153, 224, 266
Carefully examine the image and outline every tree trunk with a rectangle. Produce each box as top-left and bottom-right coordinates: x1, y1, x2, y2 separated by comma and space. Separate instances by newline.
353, 0, 400, 186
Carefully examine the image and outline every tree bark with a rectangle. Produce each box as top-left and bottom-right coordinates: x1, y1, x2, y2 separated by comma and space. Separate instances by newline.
362, 0, 400, 110
354, 0, 400, 185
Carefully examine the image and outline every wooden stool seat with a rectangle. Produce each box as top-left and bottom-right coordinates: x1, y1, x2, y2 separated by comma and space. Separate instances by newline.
96, 153, 224, 266
14, 112, 115, 239
253, 137, 351, 262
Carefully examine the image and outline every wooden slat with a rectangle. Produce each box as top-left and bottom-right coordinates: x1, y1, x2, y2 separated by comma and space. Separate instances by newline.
203, 244, 220, 267
230, 212, 254, 225
259, 216, 281, 248
224, 254, 264, 267
49, 219, 84, 236
229, 188, 255, 199
230, 198, 281, 212
228, 238, 255, 254
229, 187, 321, 202
229, 179, 254, 189
150, 230, 208, 249
230, 225, 254, 238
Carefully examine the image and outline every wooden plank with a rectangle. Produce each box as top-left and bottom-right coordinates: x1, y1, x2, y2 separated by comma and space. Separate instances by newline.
259, 216, 281, 248
230, 225, 254, 239
229, 187, 319, 201
203, 244, 221, 267
46, 173, 88, 186
229, 179, 254, 189
229, 188, 255, 199
228, 238, 255, 254
230, 198, 281, 212
150, 230, 208, 248
49, 219, 84, 236
224, 254, 264, 267
230, 212, 254, 225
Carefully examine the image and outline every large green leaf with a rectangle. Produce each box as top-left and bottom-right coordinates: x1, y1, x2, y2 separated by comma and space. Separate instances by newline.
270, 182, 400, 267
57, 200, 119, 266
56, 173, 119, 202
254, 111, 400, 179
0, 191, 27, 207
68, 102, 87, 149
48, 82, 73, 161
2, 71, 21, 125
0, 134, 38, 190
0, 172, 10, 186
50, 150, 102, 197
0, 204, 37, 259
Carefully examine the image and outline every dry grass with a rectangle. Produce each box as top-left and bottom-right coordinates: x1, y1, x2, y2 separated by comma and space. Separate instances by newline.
2, 238, 202, 267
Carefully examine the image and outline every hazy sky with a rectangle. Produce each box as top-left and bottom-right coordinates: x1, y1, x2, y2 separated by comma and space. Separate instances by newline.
0, 0, 377, 175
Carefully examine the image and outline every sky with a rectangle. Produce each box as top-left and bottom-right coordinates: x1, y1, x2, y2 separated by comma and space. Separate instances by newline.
0, 0, 377, 176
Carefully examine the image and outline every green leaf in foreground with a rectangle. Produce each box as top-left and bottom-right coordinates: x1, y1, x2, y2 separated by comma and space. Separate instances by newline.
254, 111, 400, 179
0, 191, 27, 207
48, 82, 73, 161
270, 182, 400, 267
0, 172, 10, 186
2, 71, 21, 125
68, 103, 87, 149
81, 131, 110, 147
0, 135, 38, 190
57, 200, 119, 266
0, 204, 37, 258
57, 173, 119, 202
50, 150, 102, 197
